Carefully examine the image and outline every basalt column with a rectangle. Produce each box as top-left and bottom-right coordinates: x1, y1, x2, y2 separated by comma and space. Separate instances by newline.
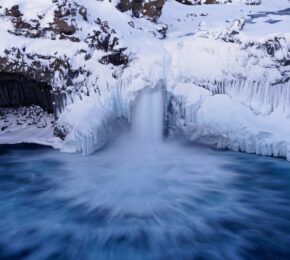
0, 72, 55, 114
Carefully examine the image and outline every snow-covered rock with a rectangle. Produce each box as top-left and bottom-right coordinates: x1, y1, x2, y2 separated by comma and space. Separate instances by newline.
0, 0, 289, 161
168, 84, 290, 160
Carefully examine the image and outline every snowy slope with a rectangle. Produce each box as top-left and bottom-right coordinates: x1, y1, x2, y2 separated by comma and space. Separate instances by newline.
0, 0, 290, 159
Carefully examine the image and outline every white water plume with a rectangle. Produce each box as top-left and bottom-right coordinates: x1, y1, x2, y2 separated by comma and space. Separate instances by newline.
132, 88, 164, 143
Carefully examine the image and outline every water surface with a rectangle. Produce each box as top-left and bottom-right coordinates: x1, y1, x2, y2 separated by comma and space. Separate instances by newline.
0, 140, 290, 260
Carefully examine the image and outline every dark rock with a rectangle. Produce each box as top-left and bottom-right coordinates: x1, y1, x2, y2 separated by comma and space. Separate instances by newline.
53, 124, 69, 140
245, 0, 261, 5
0, 72, 54, 114
53, 19, 76, 35
157, 23, 168, 39
85, 19, 120, 52
117, 0, 165, 21
117, 0, 134, 12
175, 0, 232, 5
132, 0, 165, 21
5, 5, 22, 18
264, 37, 284, 57
79, 6, 88, 21
99, 51, 129, 66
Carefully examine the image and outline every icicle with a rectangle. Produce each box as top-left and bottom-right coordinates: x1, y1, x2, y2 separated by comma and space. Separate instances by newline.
216, 79, 290, 116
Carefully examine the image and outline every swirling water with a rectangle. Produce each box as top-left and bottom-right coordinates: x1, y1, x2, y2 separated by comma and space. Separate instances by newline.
0, 140, 290, 260
1, 90, 290, 259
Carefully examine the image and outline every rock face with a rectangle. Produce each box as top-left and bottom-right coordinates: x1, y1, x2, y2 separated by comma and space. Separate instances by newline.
117, 0, 133, 12
53, 19, 76, 35
0, 73, 54, 114
117, 0, 165, 21
175, 0, 231, 5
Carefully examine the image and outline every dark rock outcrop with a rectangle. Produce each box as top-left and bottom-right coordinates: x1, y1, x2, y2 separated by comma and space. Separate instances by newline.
53, 19, 76, 35
245, 0, 261, 5
117, 0, 165, 21
85, 18, 129, 66
175, 0, 261, 5
175, 0, 232, 5
99, 51, 129, 66
4, 1, 86, 41
53, 124, 69, 140
117, 0, 134, 12
0, 73, 54, 114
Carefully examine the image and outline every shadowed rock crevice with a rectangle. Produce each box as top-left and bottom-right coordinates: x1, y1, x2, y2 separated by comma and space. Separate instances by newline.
0, 73, 54, 114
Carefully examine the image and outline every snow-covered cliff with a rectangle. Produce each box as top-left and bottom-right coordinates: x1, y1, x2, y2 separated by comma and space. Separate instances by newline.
0, 0, 289, 159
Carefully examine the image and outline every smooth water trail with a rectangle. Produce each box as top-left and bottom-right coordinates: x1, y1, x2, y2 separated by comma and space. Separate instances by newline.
132, 89, 164, 143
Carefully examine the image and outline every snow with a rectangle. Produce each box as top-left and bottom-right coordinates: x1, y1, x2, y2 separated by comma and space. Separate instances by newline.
0, 127, 61, 148
0, 0, 290, 160
0, 106, 60, 148
58, 93, 115, 154
173, 83, 212, 105
2, 0, 54, 18
196, 94, 290, 160
171, 84, 290, 160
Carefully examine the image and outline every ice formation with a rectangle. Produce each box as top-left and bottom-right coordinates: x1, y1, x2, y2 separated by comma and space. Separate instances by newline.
0, 0, 289, 160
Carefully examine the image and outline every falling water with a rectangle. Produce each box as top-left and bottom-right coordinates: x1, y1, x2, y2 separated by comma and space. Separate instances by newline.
1, 87, 290, 259
132, 88, 164, 143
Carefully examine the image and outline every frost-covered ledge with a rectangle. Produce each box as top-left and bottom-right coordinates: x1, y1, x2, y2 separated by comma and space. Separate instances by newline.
168, 83, 290, 161
164, 34, 290, 161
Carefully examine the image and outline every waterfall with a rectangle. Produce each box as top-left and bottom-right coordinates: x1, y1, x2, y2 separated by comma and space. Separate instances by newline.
132, 88, 164, 143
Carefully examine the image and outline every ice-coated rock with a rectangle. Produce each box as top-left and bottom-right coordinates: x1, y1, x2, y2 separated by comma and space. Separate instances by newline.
0, 0, 290, 161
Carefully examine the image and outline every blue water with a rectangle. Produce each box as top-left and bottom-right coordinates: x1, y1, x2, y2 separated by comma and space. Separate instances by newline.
0, 140, 290, 260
